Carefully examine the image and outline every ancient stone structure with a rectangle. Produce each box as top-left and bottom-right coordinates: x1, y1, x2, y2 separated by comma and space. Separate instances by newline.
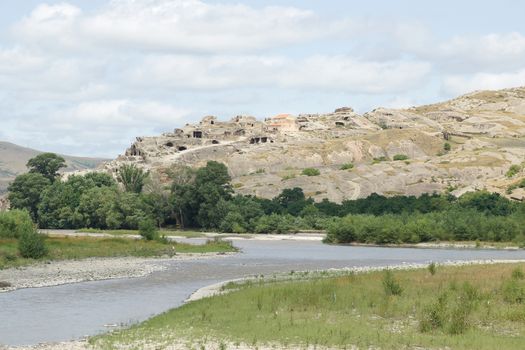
100, 87, 525, 202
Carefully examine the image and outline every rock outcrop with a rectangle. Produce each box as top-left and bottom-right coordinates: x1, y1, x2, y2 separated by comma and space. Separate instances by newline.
102, 87, 525, 202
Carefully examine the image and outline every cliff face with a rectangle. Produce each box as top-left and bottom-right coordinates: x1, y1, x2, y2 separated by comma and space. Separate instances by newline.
105, 87, 525, 202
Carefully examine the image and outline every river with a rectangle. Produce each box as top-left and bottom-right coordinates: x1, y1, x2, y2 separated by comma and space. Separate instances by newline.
2, 239, 525, 346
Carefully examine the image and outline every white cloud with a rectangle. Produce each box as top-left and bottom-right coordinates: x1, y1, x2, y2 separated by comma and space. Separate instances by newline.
436, 32, 525, 72
13, 0, 345, 53
126, 54, 431, 93
57, 99, 189, 126
443, 69, 525, 96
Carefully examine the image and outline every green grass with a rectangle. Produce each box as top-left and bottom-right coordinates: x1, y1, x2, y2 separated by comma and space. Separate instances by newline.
93, 263, 525, 350
393, 154, 409, 161
77, 228, 207, 238
340, 163, 354, 170
301, 168, 321, 176
0, 236, 236, 270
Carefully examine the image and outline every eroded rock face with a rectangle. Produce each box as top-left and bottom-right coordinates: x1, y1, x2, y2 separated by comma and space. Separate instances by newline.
99, 87, 525, 202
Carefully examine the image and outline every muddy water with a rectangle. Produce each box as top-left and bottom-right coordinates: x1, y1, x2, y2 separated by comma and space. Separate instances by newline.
2, 239, 525, 346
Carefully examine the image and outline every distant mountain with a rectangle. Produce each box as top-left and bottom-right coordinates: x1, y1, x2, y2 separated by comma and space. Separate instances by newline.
0, 141, 107, 194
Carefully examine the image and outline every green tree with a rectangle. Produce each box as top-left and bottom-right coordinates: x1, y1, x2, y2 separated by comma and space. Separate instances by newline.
194, 161, 233, 228
117, 164, 149, 193
77, 187, 119, 229
37, 173, 117, 229
7, 173, 51, 221
27, 153, 66, 182
275, 187, 311, 216
169, 165, 197, 229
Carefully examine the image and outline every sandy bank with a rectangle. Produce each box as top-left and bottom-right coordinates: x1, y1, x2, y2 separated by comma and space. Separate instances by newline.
0, 253, 234, 293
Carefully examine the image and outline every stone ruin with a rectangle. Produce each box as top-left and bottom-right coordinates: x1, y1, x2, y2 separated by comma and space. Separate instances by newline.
119, 107, 377, 161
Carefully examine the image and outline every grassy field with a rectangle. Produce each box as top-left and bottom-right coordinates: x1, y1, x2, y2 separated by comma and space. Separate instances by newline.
0, 236, 236, 270
77, 228, 207, 238
93, 263, 525, 350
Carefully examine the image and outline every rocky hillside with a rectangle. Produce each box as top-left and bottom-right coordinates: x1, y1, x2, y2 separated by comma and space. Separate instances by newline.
104, 87, 525, 203
0, 141, 107, 195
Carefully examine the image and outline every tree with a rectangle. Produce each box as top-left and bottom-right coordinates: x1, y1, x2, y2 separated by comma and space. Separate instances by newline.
77, 187, 119, 229
37, 172, 117, 229
169, 165, 197, 228
26, 153, 66, 182
275, 187, 311, 216
8, 173, 51, 221
117, 164, 149, 193
194, 161, 233, 228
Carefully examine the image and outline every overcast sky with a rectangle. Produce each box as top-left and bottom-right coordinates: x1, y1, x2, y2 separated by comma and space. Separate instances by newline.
1, 0, 525, 157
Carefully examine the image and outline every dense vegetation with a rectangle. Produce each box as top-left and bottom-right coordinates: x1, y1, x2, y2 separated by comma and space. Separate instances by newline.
0, 210, 46, 260
92, 263, 525, 350
6, 153, 525, 245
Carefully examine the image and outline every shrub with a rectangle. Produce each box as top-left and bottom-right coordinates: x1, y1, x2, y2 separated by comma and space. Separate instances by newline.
138, 219, 158, 241
419, 293, 447, 332
393, 154, 409, 161
340, 163, 354, 170
18, 229, 47, 259
372, 156, 387, 164
512, 267, 525, 280
0, 210, 35, 239
428, 262, 437, 276
502, 278, 525, 304
382, 270, 402, 296
506, 164, 521, 178
419, 283, 478, 334
444, 142, 451, 151
301, 168, 320, 176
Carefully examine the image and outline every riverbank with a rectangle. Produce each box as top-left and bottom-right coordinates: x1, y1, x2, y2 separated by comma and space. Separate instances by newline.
91, 260, 525, 350
43, 230, 525, 249
13, 260, 525, 350
0, 235, 237, 271
0, 252, 236, 293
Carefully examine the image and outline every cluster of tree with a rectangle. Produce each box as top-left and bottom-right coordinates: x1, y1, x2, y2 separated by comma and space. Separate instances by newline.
314, 191, 517, 217
324, 208, 525, 245
8, 153, 157, 230
7, 154, 525, 244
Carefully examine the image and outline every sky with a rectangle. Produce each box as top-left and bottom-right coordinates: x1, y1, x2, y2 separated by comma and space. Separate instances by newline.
1, 0, 525, 158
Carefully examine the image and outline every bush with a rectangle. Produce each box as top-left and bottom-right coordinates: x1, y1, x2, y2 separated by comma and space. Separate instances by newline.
393, 154, 409, 161
139, 219, 158, 241
502, 278, 525, 304
444, 142, 451, 151
372, 156, 387, 163
419, 282, 478, 334
382, 270, 402, 296
0, 210, 35, 239
18, 229, 47, 259
506, 164, 521, 178
428, 262, 437, 276
301, 168, 320, 176
512, 267, 525, 280
340, 163, 354, 170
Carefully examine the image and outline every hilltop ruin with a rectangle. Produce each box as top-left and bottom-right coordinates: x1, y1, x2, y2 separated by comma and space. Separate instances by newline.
103, 87, 525, 203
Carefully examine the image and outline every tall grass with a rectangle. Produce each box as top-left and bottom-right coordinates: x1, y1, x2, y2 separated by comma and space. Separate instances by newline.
93, 263, 525, 350
0, 236, 236, 270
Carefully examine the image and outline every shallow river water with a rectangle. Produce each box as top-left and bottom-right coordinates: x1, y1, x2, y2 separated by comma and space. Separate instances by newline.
2, 239, 525, 346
